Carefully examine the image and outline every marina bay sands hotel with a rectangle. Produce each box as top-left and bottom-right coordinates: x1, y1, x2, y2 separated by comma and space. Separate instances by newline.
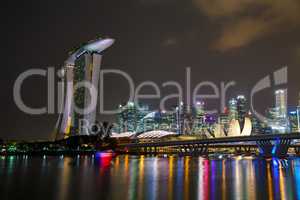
54, 38, 115, 139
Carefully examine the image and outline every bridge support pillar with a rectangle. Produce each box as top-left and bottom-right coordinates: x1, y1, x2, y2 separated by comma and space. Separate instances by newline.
295, 147, 300, 155
234, 146, 242, 154
192, 143, 208, 155
233, 146, 255, 155
257, 139, 291, 157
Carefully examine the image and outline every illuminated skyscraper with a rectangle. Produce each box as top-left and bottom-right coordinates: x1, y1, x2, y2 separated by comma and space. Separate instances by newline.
195, 101, 205, 115
174, 101, 201, 135
219, 113, 229, 136
138, 112, 157, 133
176, 102, 185, 134
193, 101, 206, 135
236, 95, 248, 131
159, 110, 176, 131
237, 95, 247, 119
288, 92, 300, 133
55, 38, 114, 139
117, 102, 149, 133
250, 113, 262, 134
288, 107, 300, 132
275, 89, 287, 118
266, 89, 289, 134
72, 53, 102, 135
136, 105, 151, 133
228, 98, 238, 121
183, 104, 195, 135
118, 102, 137, 133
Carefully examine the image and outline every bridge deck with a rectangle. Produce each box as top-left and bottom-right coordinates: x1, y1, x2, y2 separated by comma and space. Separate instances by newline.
119, 133, 300, 148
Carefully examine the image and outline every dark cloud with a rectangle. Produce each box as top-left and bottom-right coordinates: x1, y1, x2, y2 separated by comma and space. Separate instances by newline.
295, 47, 300, 63
162, 37, 178, 46
194, 0, 300, 52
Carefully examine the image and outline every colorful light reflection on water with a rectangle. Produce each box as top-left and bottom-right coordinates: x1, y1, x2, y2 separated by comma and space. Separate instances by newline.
1, 155, 300, 200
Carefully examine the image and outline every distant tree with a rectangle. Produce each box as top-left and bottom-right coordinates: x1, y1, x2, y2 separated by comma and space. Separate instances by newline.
66, 136, 81, 150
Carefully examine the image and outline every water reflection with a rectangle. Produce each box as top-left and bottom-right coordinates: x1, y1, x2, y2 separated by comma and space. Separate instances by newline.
56, 157, 71, 200
184, 156, 190, 200
267, 162, 274, 200
234, 157, 242, 199
168, 156, 173, 200
221, 160, 226, 200
248, 160, 256, 199
197, 157, 209, 200
293, 159, 300, 199
138, 155, 144, 200
1, 155, 300, 200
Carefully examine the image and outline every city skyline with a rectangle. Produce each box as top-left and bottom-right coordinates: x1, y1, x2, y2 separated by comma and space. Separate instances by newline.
112, 89, 300, 136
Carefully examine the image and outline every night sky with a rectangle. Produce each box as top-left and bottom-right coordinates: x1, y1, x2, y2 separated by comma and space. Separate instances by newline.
1, 0, 300, 140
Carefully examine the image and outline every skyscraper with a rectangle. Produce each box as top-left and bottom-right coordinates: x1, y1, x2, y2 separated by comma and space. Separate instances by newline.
72, 53, 102, 135
228, 98, 238, 121
288, 107, 300, 132
249, 111, 262, 135
266, 89, 289, 134
159, 110, 176, 131
176, 101, 185, 134
195, 101, 205, 115
118, 102, 137, 133
219, 112, 229, 136
237, 96, 247, 119
275, 89, 287, 118
193, 101, 206, 135
56, 64, 74, 137
117, 102, 149, 133
55, 38, 114, 139
236, 95, 248, 131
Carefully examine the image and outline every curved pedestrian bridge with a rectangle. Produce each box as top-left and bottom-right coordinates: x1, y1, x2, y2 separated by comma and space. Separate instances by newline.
118, 133, 300, 157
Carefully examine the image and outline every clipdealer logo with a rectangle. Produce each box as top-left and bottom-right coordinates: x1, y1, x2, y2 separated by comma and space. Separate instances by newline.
250, 66, 288, 122
13, 65, 288, 119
